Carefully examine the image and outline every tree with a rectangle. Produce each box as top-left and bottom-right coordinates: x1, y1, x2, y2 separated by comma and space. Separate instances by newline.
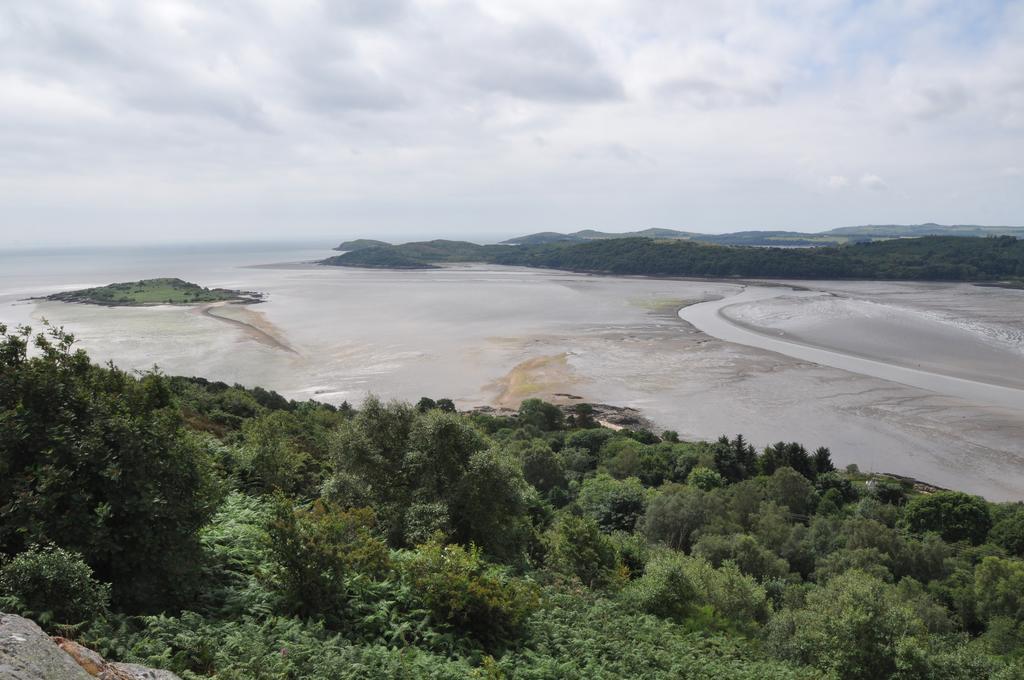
693, 534, 790, 581
765, 467, 818, 517
403, 541, 538, 651
904, 491, 992, 545
766, 570, 929, 680
520, 442, 567, 494
687, 466, 725, 491
577, 473, 647, 533
643, 484, 721, 552
0, 324, 221, 612
452, 447, 533, 562
0, 544, 110, 625
989, 508, 1024, 557
974, 556, 1024, 624
517, 398, 563, 431
265, 498, 390, 627
544, 515, 624, 589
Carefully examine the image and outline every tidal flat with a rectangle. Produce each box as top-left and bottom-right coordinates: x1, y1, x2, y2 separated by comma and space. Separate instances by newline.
3, 244, 1023, 499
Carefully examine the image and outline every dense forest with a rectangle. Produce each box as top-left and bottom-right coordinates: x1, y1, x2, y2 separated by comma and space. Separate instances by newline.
321, 235, 1024, 283
3, 323, 1024, 679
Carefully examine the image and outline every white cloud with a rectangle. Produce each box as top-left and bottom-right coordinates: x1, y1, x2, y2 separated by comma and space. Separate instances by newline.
859, 174, 887, 191
0, 0, 1022, 244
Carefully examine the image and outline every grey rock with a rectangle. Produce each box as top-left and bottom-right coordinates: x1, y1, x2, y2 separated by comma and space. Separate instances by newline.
0, 613, 92, 679
107, 662, 183, 680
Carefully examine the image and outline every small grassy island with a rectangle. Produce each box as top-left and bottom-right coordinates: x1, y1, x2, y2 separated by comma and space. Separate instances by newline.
44, 278, 263, 306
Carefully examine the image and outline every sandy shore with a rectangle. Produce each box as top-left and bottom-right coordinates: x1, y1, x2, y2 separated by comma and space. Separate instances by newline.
197, 303, 298, 354
680, 286, 1024, 411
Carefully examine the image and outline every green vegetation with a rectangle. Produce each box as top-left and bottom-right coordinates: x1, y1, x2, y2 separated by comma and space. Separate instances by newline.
323, 235, 1024, 282
45, 278, 263, 306
333, 239, 391, 251
503, 223, 1024, 246
3, 322, 1024, 678
321, 239, 508, 269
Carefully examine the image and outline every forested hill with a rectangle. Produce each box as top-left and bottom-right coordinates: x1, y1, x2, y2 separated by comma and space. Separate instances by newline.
322, 235, 1024, 282
3, 323, 1024, 678
491, 235, 1024, 280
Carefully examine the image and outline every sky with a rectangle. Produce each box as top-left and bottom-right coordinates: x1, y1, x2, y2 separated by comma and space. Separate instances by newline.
1, 0, 1023, 246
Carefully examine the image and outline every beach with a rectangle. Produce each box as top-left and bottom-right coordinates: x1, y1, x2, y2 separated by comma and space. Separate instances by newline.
3, 245, 1023, 499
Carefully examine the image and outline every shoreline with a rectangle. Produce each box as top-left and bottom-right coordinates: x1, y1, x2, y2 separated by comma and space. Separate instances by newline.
678, 286, 1024, 411
197, 303, 298, 354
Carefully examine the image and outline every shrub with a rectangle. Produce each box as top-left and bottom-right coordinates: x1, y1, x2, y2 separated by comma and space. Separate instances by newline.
974, 556, 1024, 625
904, 491, 992, 545
686, 466, 725, 491
577, 473, 648, 533
643, 484, 720, 552
766, 570, 927, 679
544, 515, 625, 589
621, 551, 695, 621
0, 544, 110, 625
266, 498, 391, 627
693, 534, 790, 581
989, 508, 1024, 557
402, 542, 538, 651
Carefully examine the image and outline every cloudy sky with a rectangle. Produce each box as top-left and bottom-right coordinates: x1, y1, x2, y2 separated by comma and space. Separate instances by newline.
2, 0, 1023, 245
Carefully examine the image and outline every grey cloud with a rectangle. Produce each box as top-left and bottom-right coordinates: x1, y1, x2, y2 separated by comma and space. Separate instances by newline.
465, 22, 624, 103
322, 0, 408, 26
656, 76, 780, 108
299, 66, 410, 112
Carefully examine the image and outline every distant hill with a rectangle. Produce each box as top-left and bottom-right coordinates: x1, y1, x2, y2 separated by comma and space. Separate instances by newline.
333, 239, 391, 251
502, 224, 1024, 247
322, 235, 1024, 282
321, 239, 508, 269
825, 223, 1024, 238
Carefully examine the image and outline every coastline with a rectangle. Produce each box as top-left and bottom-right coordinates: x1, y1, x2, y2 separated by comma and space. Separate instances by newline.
197, 302, 298, 354
678, 286, 1024, 411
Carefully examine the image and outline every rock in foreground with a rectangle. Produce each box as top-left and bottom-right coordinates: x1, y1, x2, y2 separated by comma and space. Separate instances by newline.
0, 613, 180, 680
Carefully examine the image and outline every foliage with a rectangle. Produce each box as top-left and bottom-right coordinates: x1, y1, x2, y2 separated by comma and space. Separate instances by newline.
974, 557, 1024, 625
402, 541, 539, 651
576, 473, 648, 533
989, 508, 1024, 557
544, 515, 625, 589
643, 484, 720, 552
767, 570, 930, 679
0, 544, 110, 625
0, 324, 222, 611
265, 498, 391, 627
687, 466, 725, 491
904, 491, 992, 545
2, 333, 1021, 678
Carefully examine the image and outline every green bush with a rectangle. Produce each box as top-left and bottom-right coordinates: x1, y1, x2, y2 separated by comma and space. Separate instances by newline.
402, 541, 538, 651
693, 533, 791, 581
904, 491, 992, 545
989, 508, 1024, 557
621, 552, 695, 621
577, 473, 648, 533
687, 466, 725, 491
266, 498, 391, 627
643, 484, 720, 552
0, 325, 222, 612
544, 515, 625, 589
0, 544, 110, 625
